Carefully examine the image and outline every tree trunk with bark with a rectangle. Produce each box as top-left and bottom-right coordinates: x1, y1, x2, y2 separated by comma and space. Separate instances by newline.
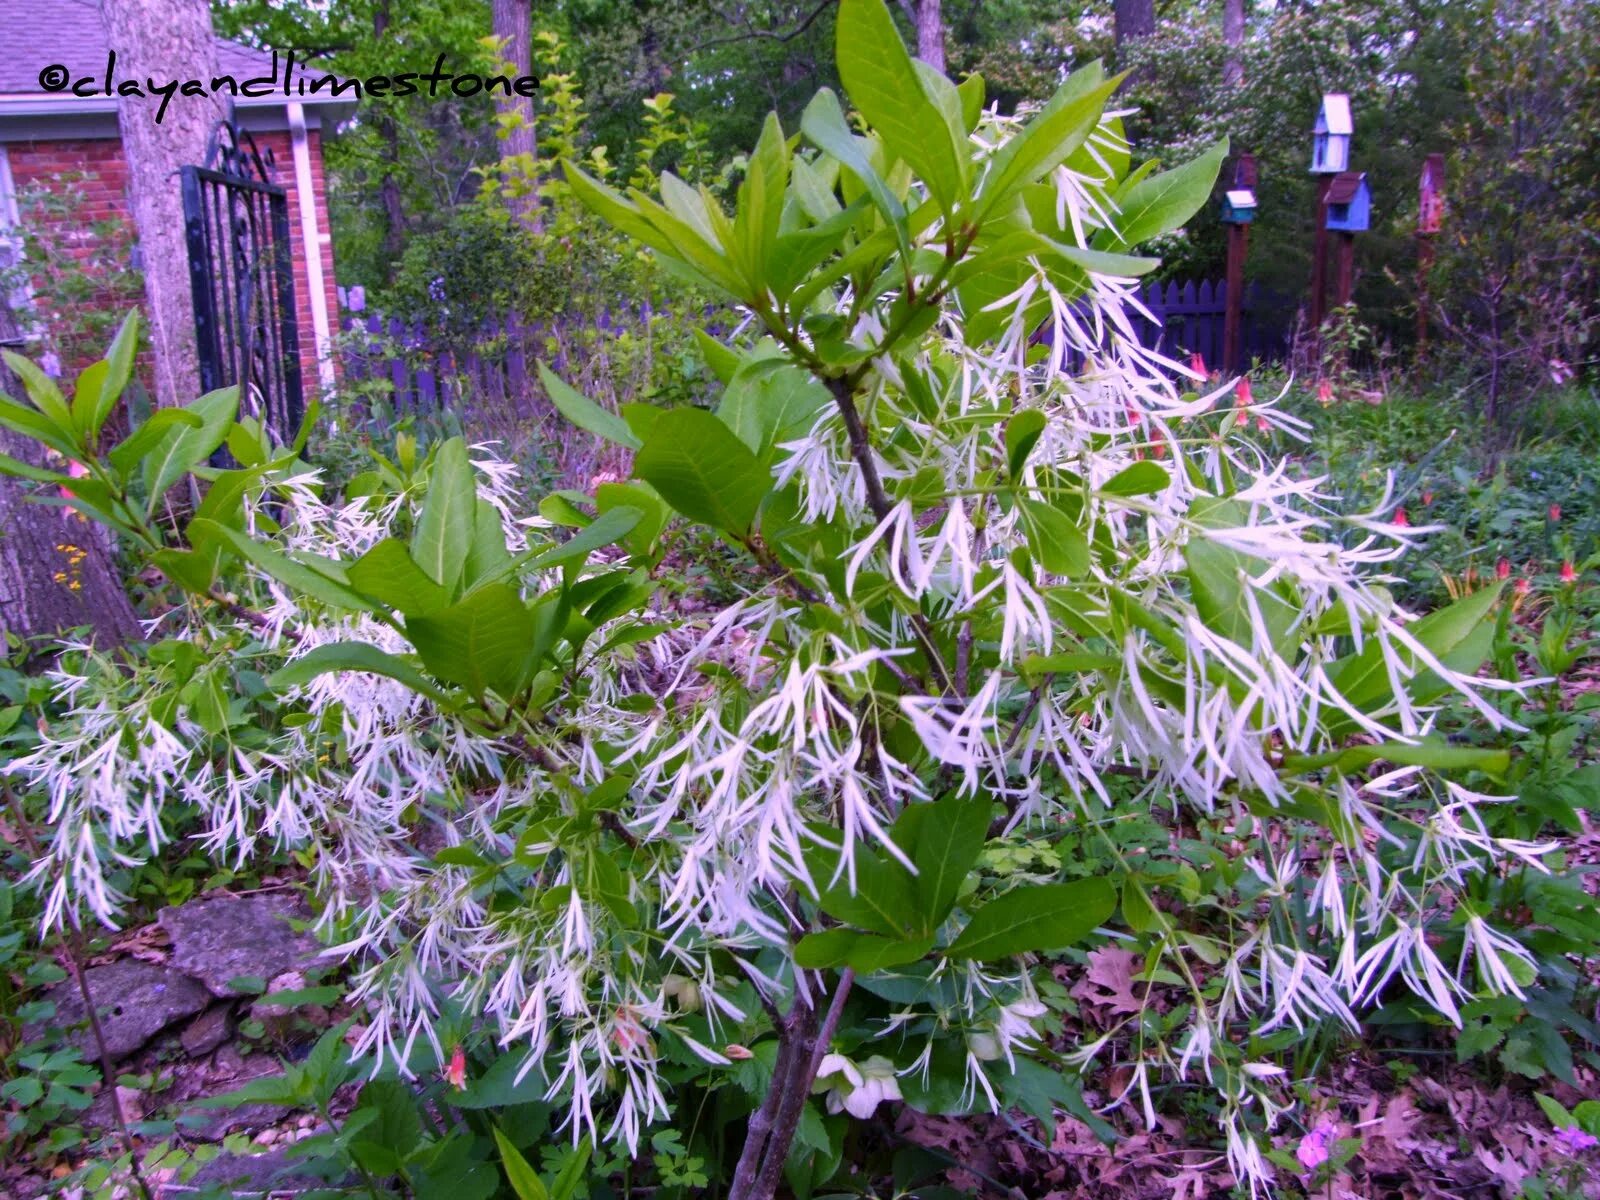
100, 0, 222, 411
1114, 0, 1156, 45
373, 0, 406, 271
913, 0, 945, 75
0, 366, 140, 647
1223, 0, 1245, 87
491, 0, 540, 231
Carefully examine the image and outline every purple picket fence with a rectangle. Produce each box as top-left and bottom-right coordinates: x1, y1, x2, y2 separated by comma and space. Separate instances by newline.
336, 282, 1289, 418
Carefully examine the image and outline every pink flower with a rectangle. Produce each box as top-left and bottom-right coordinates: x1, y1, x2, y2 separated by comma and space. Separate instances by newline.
59, 459, 88, 502
1552, 1126, 1599, 1155
1421, 489, 1434, 506
443, 1044, 467, 1090
1496, 557, 1511, 580
1317, 378, 1334, 405
1235, 377, 1254, 407
1561, 560, 1576, 583
1256, 414, 1270, 433
1296, 1118, 1338, 1172
1393, 507, 1410, 528
1550, 503, 1562, 522
1516, 577, 1533, 597
1190, 351, 1207, 378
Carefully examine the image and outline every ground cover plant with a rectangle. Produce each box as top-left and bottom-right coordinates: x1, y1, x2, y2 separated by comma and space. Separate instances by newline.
0, 2, 1596, 1199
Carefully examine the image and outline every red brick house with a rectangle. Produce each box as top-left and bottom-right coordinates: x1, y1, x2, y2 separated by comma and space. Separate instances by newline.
0, 0, 353, 399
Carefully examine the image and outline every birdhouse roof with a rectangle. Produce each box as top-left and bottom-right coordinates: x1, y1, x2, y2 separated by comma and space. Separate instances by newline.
1225, 190, 1257, 207
1316, 94, 1353, 136
1326, 171, 1367, 204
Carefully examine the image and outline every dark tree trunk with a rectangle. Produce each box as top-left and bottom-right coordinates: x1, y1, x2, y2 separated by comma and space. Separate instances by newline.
100, 0, 222, 410
1114, 0, 1156, 46
1223, 0, 1245, 87
374, 0, 406, 270
0, 367, 139, 646
492, 0, 540, 231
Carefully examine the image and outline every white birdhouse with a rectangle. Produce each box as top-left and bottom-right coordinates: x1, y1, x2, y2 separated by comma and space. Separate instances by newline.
1311, 93, 1352, 175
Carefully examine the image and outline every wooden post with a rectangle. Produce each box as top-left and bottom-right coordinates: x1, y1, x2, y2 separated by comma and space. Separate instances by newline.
1224, 223, 1248, 376
1309, 175, 1332, 336
1334, 232, 1355, 311
1222, 152, 1256, 376
1415, 234, 1435, 353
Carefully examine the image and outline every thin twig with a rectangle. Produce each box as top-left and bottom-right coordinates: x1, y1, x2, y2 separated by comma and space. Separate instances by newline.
5, 785, 155, 1200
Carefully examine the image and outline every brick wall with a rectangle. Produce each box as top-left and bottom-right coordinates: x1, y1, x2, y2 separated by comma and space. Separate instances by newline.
6, 125, 337, 395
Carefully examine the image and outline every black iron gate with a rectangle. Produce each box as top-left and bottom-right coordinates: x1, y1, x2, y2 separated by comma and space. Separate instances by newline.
181, 116, 303, 440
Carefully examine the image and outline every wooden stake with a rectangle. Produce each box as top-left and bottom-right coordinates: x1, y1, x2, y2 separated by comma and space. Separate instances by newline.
1309, 175, 1333, 336
1223, 221, 1248, 375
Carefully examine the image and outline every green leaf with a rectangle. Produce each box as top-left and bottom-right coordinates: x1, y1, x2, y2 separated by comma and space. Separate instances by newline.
512, 506, 643, 576
633, 408, 771, 535
1184, 497, 1297, 652
0, 395, 79, 459
793, 929, 934, 971
946, 878, 1115, 960
976, 63, 1118, 221
1100, 461, 1170, 497
190, 517, 375, 613
412, 437, 477, 591
806, 833, 921, 939
1006, 409, 1047, 478
348, 539, 451, 616
1020, 498, 1090, 576
107, 408, 204, 475
548, 1138, 592, 1200
142, 387, 240, 505
539, 362, 640, 450
895, 793, 991, 925
1280, 739, 1511, 778
495, 1124, 550, 1200
801, 88, 911, 263
1, 350, 74, 434
1093, 139, 1228, 254
836, 0, 966, 214
716, 360, 831, 462
91, 310, 139, 439
268, 643, 451, 706
1121, 880, 1157, 933
464, 498, 515, 590
406, 584, 536, 698
1324, 581, 1504, 724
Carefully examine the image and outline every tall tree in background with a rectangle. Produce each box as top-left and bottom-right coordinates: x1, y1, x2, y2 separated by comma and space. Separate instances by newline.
101, 0, 221, 410
1223, 0, 1245, 87
901, 0, 945, 74
1114, 0, 1155, 46
492, 0, 540, 230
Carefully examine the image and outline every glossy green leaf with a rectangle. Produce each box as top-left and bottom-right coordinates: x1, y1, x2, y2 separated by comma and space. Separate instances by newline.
538, 361, 640, 450
406, 584, 536, 698
633, 408, 771, 535
493, 1127, 549, 1200
143, 387, 239, 505
1100, 460, 1170, 497
946, 878, 1115, 961
1006, 409, 1047, 478
107, 407, 204, 475
975, 63, 1118, 220
411, 437, 476, 590
716, 360, 831, 462
1094, 139, 1228, 254
1020, 498, 1090, 576
800, 88, 911, 262
348, 539, 452, 616
836, 0, 966, 213
793, 929, 934, 971
190, 517, 374, 613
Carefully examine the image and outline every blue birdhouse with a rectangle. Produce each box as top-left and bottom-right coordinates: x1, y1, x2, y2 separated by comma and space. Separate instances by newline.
1311, 94, 1352, 174
1220, 188, 1258, 224
1324, 172, 1371, 232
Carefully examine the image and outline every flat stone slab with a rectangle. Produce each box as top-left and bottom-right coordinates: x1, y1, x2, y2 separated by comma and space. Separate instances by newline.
180, 1146, 333, 1197
28, 960, 211, 1060
157, 893, 322, 998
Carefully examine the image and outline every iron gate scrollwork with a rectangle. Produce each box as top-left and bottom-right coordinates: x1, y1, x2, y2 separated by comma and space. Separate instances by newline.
181, 115, 303, 443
